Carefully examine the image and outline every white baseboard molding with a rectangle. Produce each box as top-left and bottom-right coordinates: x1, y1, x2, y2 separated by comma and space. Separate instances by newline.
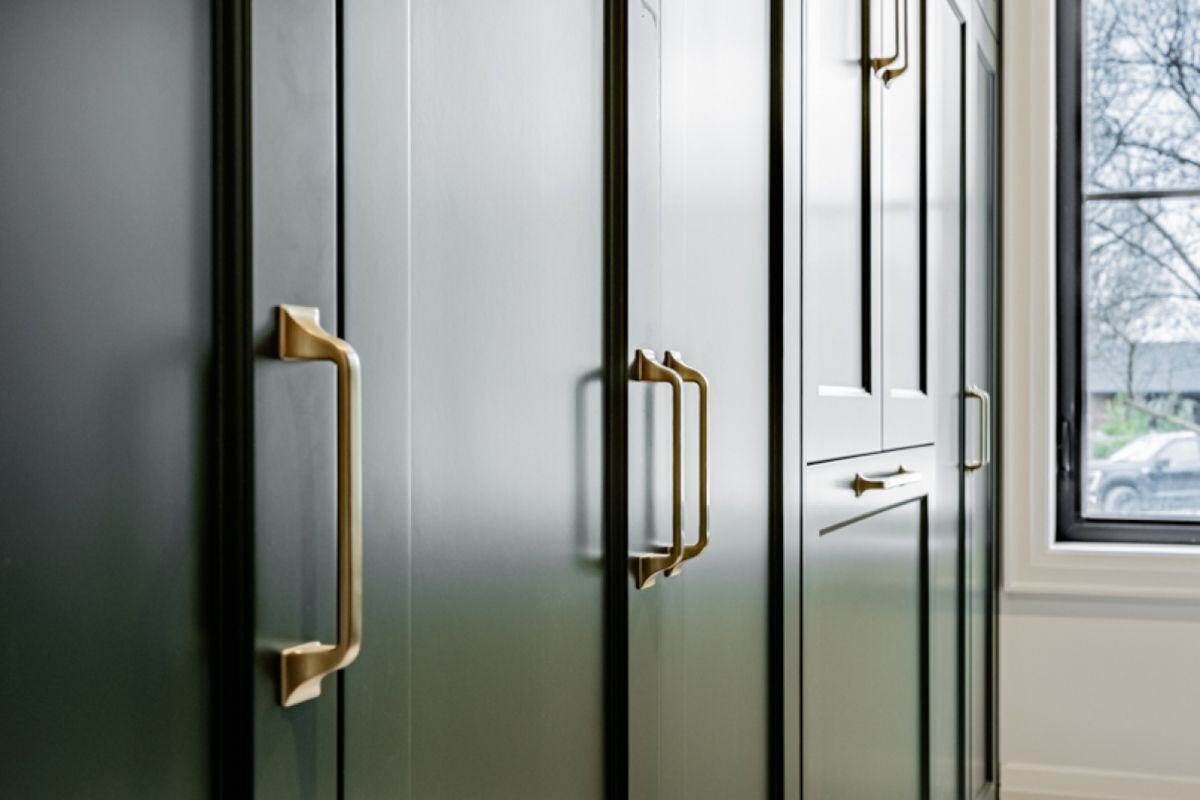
1001, 763, 1200, 800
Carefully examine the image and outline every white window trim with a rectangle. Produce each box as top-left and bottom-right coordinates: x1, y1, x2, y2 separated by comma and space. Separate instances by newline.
1002, 0, 1200, 599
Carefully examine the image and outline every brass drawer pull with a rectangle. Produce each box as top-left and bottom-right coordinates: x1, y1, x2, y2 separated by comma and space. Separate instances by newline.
965, 386, 992, 472
662, 351, 709, 576
276, 304, 363, 707
852, 466, 920, 496
630, 349, 685, 589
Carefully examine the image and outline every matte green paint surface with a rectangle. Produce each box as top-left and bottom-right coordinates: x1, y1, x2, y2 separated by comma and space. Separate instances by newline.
0, 1, 212, 795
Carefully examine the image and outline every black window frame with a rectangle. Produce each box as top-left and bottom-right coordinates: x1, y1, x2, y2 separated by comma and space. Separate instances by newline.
1056, 0, 1200, 545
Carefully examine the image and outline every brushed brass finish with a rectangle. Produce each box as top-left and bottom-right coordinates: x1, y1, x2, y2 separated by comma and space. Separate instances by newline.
870, 0, 901, 73
965, 386, 991, 472
879, 0, 910, 85
662, 351, 709, 576
630, 349, 685, 589
851, 465, 921, 496
276, 304, 363, 707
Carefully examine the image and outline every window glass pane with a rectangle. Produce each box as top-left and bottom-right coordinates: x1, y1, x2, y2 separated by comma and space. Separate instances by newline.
1084, 197, 1200, 519
1085, 0, 1200, 193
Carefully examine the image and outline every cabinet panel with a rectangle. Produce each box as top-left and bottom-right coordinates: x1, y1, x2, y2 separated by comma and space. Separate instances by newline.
927, 1, 967, 796
965, 16, 999, 799
402, 2, 608, 797
802, 447, 936, 799
882, 0, 934, 449
628, 0, 772, 795
803, 0, 883, 462
0, 3, 212, 794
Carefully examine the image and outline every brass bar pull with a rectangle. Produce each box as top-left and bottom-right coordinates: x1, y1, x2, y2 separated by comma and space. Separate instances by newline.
879, 0, 909, 86
662, 351, 708, 576
965, 386, 992, 472
631, 349, 685, 589
870, 0, 901, 73
852, 466, 921, 496
277, 304, 363, 707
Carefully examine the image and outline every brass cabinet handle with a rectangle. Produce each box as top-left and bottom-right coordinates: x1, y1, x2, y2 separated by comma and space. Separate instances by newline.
965, 386, 992, 472
877, 0, 910, 86
870, 0, 902, 74
276, 304, 363, 707
631, 349, 685, 589
852, 466, 921, 496
662, 351, 708, 576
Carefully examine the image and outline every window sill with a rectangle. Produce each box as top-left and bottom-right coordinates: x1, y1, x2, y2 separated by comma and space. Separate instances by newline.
1008, 527, 1200, 597
1006, 536, 1200, 600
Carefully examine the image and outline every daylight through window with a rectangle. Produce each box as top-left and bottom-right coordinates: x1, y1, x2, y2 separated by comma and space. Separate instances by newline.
1077, 0, 1200, 528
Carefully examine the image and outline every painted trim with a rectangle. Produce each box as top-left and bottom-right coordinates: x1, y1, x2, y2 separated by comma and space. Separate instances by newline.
1001, 0, 1200, 598
607, 3, 792, 793
1001, 763, 1200, 800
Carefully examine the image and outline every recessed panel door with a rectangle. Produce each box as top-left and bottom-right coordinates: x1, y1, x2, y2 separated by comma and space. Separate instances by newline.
252, 1, 608, 796
927, 1, 967, 796
802, 448, 936, 800
965, 14, 999, 799
339, 1, 611, 797
627, 0, 773, 796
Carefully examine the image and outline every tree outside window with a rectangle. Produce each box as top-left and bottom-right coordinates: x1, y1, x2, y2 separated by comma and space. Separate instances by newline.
1082, 0, 1200, 519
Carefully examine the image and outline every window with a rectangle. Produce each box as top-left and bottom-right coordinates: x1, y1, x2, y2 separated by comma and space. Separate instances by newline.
1058, 0, 1200, 543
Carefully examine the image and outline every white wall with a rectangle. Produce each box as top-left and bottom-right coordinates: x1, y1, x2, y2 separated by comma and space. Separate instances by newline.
1001, 2, 1200, 798
1000, 596, 1200, 799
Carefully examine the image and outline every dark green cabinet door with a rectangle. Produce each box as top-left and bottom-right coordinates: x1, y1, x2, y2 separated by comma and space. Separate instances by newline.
0, 2, 213, 796
965, 12, 999, 799
336, 1, 609, 797
927, 0, 968, 797
802, 449, 937, 800
625, 0, 773, 796
238, 0, 609, 794
399, 2, 607, 796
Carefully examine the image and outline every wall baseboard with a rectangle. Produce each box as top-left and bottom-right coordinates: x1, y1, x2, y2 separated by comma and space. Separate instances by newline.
1001, 763, 1200, 800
